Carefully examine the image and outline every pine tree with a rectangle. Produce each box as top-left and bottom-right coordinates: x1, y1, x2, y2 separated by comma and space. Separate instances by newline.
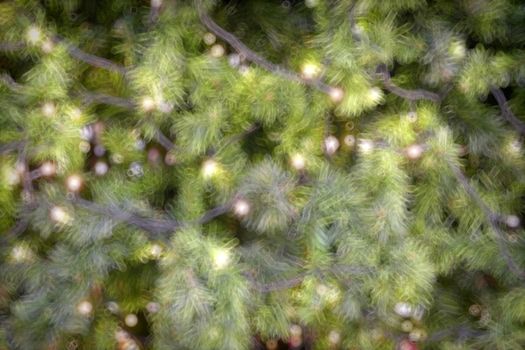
1, 0, 525, 349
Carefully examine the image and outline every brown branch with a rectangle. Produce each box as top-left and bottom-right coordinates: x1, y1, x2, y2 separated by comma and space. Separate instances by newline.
0, 73, 23, 91
194, 0, 333, 94
490, 87, 525, 136
0, 39, 128, 75
447, 160, 525, 281
72, 197, 180, 236
54, 36, 129, 75
0, 140, 25, 154
377, 64, 441, 103
155, 129, 177, 151
80, 91, 136, 109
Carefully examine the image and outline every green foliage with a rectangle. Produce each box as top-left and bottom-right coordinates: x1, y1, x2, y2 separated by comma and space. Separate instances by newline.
0, 0, 524, 349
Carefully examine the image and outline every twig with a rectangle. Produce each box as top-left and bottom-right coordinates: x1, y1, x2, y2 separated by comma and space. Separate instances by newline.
54, 36, 129, 75
0, 42, 25, 52
72, 197, 179, 236
0, 140, 25, 154
447, 160, 525, 280
426, 323, 485, 343
0, 73, 23, 91
80, 91, 136, 109
490, 87, 525, 136
377, 64, 441, 102
194, 0, 333, 94
155, 129, 177, 151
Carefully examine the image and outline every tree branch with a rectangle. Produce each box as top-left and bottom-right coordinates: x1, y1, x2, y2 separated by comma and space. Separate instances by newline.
79, 91, 136, 109
377, 64, 441, 103
490, 87, 525, 136
447, 160, 525, 281
194, 0, 333, 94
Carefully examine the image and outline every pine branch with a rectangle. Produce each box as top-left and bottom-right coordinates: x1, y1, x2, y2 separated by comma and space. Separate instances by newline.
447, 160, 525, 281
0, 73, 23, 91
0, 140, 25, 154
490, 87, 525, 136
194, 0, 333, 94
377, 64, 442, 102
0, 39, 128, 74
80, 91, 136, 109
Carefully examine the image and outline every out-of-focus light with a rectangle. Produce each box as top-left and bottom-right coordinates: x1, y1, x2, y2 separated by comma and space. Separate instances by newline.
94, 161, 108, 176
358, 139, 374, 154
66, 174, 83, 192
40, 161, 56, 177
301, 63, 320, 80
328, 330, 341, 345
146, 301, 160, 313
77, 300, 93, 315
106, 301, 119, 314
50, 206, 70, 224
305, 0, 318, 8
26, 26, 42, 44
165, 152, 177, 166
11, 245, 33, 262
41, 39, 54, 53
141, 96, 156, 112
265, 339, 278, 350
228, 53, 241, 68
149, 244, 163, 259
233, 199, 250, 217
203, 32, 216, 46
344, 134, 356, 147
79, 141, 91, 153
210, 44, 225, 58
401, 320, 413, 332
405, 144, 424, 160
5, 168, 21, 186
212, 248, 230, 269
324, 135, 340, 155
291, 154, 306, 170
124, 314, 138, 327
290, 324, 302, 336
329, 87, 344, 103
406, 111, 418, 123
394, 302, 413, 318
42, 102, 56, 117
368, 87, 383, 104
151, 0, 163, 7
506, 215, 520, 228
202, 159, 218, 178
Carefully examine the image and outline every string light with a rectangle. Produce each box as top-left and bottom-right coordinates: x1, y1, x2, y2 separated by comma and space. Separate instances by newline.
233, 198, 250, 217
203, 32, 216, 45
329, 87, 344, 103
289, 324, 303, 348
394, 302, 413, 318
66, 174, 83, 192
324, 135, 340, 155
77, 300, 93, 315
405, 144, 424, 160
124, 314, 138, 327
26, 26, 42, 44
291, 154, 306, 170
146, 302, 160, 313
328, 330, 341, 345
41, 102, 56, 117
210, 44, 225, 58
164, 152, 176, 166
301, 63, 320, 80
79, 141, 91, 153
141, 96, 156, 112
40, 161, 56, 177
106, 301, 120, 314
50, 206, 70, 224
401, 320, 413, 332
149, 244, 163, 259
344, 134, 355, 147
202, 159, 218, 178
406, 111, 418, 123
368, 87, 383, 104
506, 215, 520, 228
94, 161, 109, 176
151, 0, 162, 7
5, 168, 20, 186
41, 39, 54, 53
358, 139, 374, 154
212, 248, 230, 269
10, 245, 33, 262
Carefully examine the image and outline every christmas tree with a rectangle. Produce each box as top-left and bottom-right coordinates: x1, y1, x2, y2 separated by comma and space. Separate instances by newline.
1, 0, 525, 349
